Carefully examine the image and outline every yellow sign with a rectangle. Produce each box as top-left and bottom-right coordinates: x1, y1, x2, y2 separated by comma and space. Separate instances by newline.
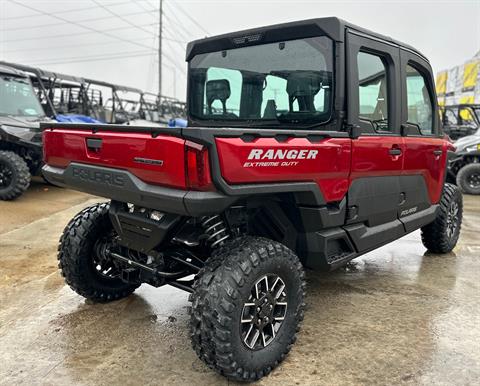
436, 71, 448, 95
459, 95, 475, 120
463, 61, 479, 91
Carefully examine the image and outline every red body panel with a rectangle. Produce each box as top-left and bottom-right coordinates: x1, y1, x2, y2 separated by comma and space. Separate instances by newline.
350, 136, 404, 178
215, 137, 352, 202
350, 135, 448, 204
43, 128, 449, 206
43, 129, 188, 189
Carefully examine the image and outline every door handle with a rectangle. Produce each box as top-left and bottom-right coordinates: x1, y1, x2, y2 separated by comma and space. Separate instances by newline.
433, 149, 443, 156
389, 148, 402, 156
86, 138, 102, 152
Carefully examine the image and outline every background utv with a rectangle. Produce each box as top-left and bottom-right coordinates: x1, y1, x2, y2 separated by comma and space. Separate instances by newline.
41, 18, 463, 382
0, 64, 52, 200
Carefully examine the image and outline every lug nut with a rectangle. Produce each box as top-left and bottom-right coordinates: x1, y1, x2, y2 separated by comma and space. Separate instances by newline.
257, 307, 261, 312
269, 304, 273, 309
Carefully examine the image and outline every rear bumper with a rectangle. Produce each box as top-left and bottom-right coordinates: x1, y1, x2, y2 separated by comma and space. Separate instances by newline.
42, 163, 238, 216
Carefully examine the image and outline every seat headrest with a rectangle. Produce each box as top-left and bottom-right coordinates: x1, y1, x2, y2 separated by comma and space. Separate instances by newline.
206, 79, 231, 104
286, 72, 322, 98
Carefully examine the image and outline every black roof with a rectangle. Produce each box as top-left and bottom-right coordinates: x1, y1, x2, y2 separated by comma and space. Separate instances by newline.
85, 78, 143, 94
0, 61, 140, 92
186, 17, 427, 62
0, 61, 85, 83
0, 64, 28, 78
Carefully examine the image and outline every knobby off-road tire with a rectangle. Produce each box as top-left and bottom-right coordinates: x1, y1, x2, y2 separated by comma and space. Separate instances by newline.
189, 236, 306, 382
58, 202, 139, 302
0, 151, 30, 200
456, 163, 480, 195
421, 183, 463, 253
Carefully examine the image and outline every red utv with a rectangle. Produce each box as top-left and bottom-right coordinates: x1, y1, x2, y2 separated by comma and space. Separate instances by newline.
41, 18, 462, 382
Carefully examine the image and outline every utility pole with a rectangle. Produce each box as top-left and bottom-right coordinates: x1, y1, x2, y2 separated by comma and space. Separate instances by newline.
158, 0, 163, 97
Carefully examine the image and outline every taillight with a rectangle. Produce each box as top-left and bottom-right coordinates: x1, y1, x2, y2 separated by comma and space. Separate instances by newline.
185, 141, 214, 191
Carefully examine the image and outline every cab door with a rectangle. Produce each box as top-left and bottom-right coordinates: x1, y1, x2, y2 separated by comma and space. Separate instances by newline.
400, 51, 447, 207
346, 31, 404, 226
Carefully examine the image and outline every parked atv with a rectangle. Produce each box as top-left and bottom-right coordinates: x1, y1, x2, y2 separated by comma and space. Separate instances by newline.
0, 65, 53, 200
440, 104, 480, 141
448, 133, 480, 194
42, 18, 463, 382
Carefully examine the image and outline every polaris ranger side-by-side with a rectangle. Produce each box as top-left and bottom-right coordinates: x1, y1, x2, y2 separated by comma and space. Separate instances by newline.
0, 64, 53, 200
441, 104, 480, 141
442, 105, 480, 194
41, 18, 463, 382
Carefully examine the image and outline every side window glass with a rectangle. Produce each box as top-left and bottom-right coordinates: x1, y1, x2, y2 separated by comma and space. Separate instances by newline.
406, 64, 433, 134
443, 109, 457, 125
357, 51, 389, 132
261, 75, 288, 117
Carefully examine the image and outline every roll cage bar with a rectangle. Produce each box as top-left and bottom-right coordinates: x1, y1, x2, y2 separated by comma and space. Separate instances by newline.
0, 61, 186, 123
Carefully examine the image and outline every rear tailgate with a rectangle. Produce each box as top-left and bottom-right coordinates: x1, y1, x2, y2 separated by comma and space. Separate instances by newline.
41, 124, 237, 216
43, 127, 187, 190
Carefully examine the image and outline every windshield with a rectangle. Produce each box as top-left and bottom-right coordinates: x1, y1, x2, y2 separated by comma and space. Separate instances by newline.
189, 36, 334, 127
443, 106, 480, 127
0, 74, 45, 117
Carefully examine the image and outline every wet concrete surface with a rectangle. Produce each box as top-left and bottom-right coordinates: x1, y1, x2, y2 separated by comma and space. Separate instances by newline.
0, 178, 92, 235
0, 185, 479, 385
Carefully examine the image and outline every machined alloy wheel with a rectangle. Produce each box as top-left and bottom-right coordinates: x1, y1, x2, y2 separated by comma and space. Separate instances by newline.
421, 183, 463, 253
445, 200, 460, 239
190, 236, 305, 382
92, 233, 123, 280
58, 203, 139, 302
241, 274, 287, 350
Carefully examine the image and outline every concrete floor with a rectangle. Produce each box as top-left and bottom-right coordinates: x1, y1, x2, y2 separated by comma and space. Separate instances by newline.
1, 182, 479, 385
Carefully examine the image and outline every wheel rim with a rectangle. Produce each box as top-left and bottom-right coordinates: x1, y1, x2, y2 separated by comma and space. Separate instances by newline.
467, 172, 480, 189
93, 235, 123, 279
446, 200, 459, 239
0, 161, 13, 189
240, 274, 287, 350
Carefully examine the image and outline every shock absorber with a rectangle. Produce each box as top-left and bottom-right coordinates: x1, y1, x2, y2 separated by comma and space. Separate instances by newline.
200, 215, 229, 248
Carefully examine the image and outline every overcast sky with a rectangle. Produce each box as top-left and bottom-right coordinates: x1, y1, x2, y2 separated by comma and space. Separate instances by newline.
1, 0, 479, 101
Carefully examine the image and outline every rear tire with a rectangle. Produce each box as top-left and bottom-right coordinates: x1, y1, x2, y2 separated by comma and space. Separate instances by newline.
421, 183, 462, 253
456, 163, 480, 195
0, 150, 30, 200
189, 237, 305, 382
58, 202, 139, 302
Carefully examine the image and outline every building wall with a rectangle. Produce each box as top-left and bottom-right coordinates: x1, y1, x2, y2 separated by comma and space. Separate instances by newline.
436, 53, 480, 106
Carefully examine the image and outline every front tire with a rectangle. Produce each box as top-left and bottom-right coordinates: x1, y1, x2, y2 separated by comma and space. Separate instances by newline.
0, 150, 31, 200
421, 183, 462, 253
189, 237, 305, 382
58, 202, 139, 302
456, 163, 480, 195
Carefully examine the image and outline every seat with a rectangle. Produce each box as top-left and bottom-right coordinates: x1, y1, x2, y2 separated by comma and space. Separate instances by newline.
263, 99, 277, 119
206, 79, 231, 115
286, 72, 322, 112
